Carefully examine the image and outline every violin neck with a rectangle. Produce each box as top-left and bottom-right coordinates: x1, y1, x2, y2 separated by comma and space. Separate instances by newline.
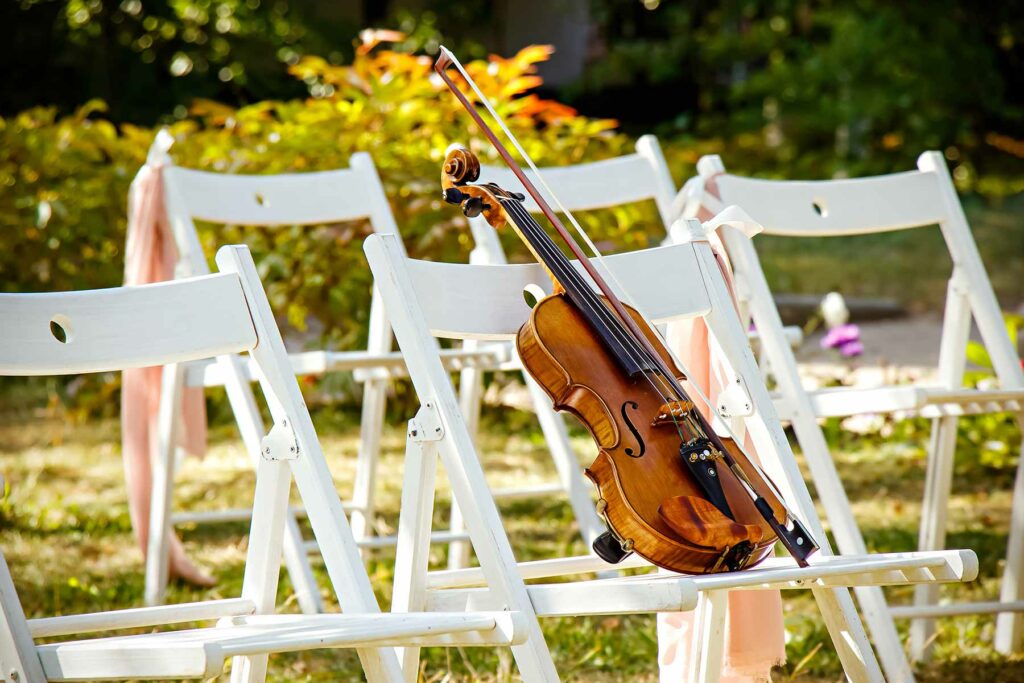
499, 197, 661, 379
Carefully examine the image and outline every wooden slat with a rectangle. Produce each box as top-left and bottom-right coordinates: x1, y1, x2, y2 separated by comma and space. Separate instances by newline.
0, 274, 257, 375
716, 169, 946, 236
164, 166, 373, 226
390, 241, 712, 340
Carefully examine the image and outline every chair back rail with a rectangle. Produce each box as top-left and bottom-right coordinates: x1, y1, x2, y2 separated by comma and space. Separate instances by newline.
0, 273, 257, 375
165, 167, 375, 227
712, 170, 947, 237
371, 237, 711, 341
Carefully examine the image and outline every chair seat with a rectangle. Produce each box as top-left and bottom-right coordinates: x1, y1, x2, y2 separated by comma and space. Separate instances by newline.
425, 549, 978, 614
36, 611, 521, 681
774, 385, 1024, 420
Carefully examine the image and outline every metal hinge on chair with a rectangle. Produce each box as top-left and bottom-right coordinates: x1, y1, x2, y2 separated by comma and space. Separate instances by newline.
717, 376, 754, 418
408, 401, 445, 442
261, 419, 299, 461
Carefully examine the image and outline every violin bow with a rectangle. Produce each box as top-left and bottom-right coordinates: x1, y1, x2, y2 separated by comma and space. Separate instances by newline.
434, 47, 818, 566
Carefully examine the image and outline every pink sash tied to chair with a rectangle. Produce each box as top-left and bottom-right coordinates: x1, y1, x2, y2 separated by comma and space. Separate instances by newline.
121, 130, 212, 584
658, 193, 786, 682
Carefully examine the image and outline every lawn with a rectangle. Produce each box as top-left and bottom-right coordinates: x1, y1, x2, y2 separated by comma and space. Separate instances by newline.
2, 397, 1022, 682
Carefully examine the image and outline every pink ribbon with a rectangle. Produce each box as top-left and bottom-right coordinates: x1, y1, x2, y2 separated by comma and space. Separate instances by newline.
122, 159, 213, 585
658, 174, 785, 681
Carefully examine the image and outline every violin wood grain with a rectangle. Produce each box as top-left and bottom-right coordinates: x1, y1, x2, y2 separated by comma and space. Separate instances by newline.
517, 293, 784, 574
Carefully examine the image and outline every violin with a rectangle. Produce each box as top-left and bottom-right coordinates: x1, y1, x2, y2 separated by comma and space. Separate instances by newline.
434, 49, 818, 574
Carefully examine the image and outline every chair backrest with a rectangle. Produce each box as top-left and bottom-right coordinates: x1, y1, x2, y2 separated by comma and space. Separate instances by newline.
689, 152, 957, 237
364, 225, 835, 557
368, 235, 713, 342
0, 271, 257, 376
683, 151, 1024, 395
146, 133, 400, 278
468, 135, 677, 256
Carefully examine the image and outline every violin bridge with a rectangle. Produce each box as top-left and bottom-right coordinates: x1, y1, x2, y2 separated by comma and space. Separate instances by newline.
651, 400, 695, 427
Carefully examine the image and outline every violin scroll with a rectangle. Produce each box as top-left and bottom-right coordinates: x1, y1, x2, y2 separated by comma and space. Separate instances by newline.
441, 145, 507, 229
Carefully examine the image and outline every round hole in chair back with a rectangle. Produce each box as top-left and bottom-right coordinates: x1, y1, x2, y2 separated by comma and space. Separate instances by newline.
49, 315, 73, 344
811, 199, 828, 217
523, 283, 547, 309
254, 192, 268, 207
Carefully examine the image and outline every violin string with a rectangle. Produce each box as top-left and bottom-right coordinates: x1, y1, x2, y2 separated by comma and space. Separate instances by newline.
444, 50, 802, 520
501, 198, 701, 445
445, 52, 717, 427
443, 49, 798, 519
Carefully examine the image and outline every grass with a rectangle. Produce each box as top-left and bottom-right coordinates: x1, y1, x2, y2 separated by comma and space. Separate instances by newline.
1, 399, 1023, 682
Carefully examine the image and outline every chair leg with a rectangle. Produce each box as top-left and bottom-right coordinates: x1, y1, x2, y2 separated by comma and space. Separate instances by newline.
220, 354, 323, 615
996, 418, 1024, 653
687, 591, 727, 683
910, 414, 958, 660
230, 452, 292, 683
0, 549, 47, 683
145, 363, 183, 607
350, 377, 388, 548
392, 415, 441, 681
523, 376, 604, 547
449, 356, 485, 570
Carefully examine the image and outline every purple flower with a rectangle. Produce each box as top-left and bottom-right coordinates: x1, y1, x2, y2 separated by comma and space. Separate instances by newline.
839, 340, 864, 358
821, 323, 860, 349
821, 323, 863, 358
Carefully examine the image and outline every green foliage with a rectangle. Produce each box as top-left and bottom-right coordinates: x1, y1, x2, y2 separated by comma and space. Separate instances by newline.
0, 101, 148, 295
166, 45, 640, 350
0, 45, 647, 418
580, 0, 1024, 196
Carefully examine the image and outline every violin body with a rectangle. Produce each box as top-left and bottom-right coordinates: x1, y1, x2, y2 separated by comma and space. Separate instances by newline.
518, 292, 785, 574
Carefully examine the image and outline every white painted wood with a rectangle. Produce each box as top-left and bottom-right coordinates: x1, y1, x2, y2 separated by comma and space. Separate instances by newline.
157, 147, 405, 611
364, 226, 977, 681
163, 167, 384, 227
912, 270, 972, 660
0, 549, 47, 683
428, 576, 699, 617
2, 245, 520, 682
919, 151, 1024, 655
476, 148, 671, 214
365, 233, 562, 681
892, 600, 1024, 619
391, 412, 441, 681
144, 363, 184, 606
28, 599, 256, 638
688, 590, 727, 683
688, 231, 885, 682
35, 612, 518, 682
683, 150, 1024, 668
0, 275, 256, 376
429, 552, 976, 624
215, 245, 404, 683
713, 170, 946, 236
716, 222, 914, 681
158, 142, 603, 597
403, 243, 711, 340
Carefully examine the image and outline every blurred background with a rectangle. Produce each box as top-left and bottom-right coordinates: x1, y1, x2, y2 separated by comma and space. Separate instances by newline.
1, 1, 1023, 680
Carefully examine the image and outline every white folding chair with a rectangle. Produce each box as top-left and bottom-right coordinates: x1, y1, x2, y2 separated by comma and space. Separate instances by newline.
144, 133, 595, 605
364, 217, 978, 682
679, 152, 1024, 662
0, 245, 520, 683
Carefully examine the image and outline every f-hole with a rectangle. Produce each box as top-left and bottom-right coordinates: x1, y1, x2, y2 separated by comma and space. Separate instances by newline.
620, 400, 646, 458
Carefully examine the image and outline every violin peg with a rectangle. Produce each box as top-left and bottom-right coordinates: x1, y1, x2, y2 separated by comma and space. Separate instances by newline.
463, 196, 488, 218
